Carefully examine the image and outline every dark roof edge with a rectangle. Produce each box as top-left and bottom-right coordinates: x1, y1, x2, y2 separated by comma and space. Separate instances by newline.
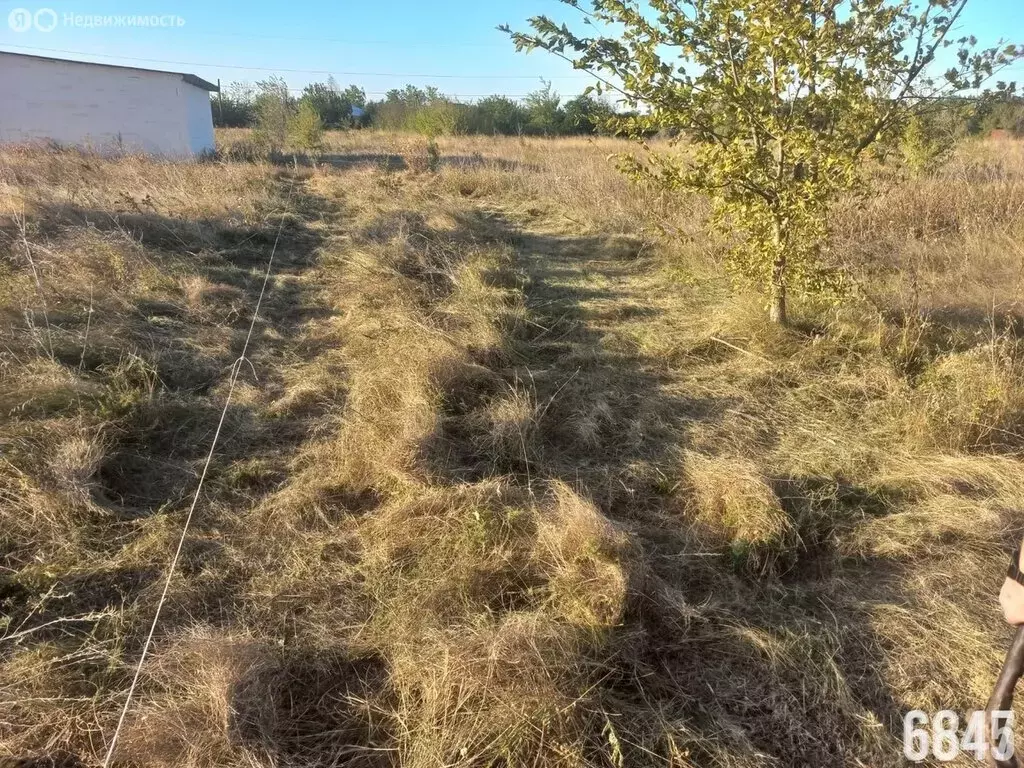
0, 49, 218, 92
182, 74, 219, 92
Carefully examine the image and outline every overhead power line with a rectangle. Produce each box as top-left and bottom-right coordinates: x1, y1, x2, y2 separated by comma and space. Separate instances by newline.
278, 88, 550, 98
0, 44, 594, 80
181, 30, 512, 48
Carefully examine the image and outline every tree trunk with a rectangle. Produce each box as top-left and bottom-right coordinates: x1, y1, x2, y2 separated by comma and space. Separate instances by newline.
769, 218, 787, 325
770, 262, 787, 324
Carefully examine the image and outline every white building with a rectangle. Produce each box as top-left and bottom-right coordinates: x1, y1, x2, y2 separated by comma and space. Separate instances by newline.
0, 51, 218, 157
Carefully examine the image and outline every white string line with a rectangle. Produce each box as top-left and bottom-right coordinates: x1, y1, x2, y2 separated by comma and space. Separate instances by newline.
101, 179, 297, 768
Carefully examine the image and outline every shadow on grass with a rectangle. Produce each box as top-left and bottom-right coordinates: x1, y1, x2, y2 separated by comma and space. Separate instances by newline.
2, 172, 995, 767
230, 650, 395, 768
407, 206, 925, 767
257, 151, 540, 173
0, 172, 342, 662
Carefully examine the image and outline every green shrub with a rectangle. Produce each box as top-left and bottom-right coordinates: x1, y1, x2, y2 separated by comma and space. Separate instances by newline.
253, 76, 293, 151
289, 102, 324, 152
901, 115, 948, 177
412, 102, 465, 137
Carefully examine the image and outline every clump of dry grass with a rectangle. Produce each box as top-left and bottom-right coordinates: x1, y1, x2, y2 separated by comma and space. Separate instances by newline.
910, 342, 1024, 450
119, 626, 397, 768
464, 378, 540, 471
349, 480, 634, 767
683, 453, 797, 575
119, 628, 265, 767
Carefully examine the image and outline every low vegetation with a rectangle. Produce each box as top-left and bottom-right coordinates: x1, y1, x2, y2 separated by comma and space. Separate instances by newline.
213, 75, 1024, 142
2, 130, 1024, 767
215, 79, 622, 138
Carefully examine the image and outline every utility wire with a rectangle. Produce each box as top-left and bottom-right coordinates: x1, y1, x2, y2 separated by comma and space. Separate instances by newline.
100, 179, 296, 768
279, 88, 543, 98
172, 29, 514, 48
0, 44, 594, 80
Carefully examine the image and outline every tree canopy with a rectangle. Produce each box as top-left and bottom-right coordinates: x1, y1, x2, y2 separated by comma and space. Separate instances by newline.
504, 0, 1022, 322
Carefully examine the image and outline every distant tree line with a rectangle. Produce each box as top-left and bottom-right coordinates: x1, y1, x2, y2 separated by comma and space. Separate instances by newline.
212, 77, 623, 137
922, 96, 1024, 138
213, 76, 368, 130
212, 76, 1024, 154
675, 93, 1024, 145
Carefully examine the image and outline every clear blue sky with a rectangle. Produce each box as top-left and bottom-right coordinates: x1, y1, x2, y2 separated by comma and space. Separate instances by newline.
1, 0, 1021, 101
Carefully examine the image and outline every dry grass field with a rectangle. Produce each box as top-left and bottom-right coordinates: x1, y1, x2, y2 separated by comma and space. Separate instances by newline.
2, 129, 1024, 767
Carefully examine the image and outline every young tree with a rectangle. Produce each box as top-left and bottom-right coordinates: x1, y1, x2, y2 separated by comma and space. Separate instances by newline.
253, 76, 294, 150
524, 80, 565, 135
505, 0, 1021, 323
563, 93, 616, 134
290, 101, 325, 151
300, 77, 351, 129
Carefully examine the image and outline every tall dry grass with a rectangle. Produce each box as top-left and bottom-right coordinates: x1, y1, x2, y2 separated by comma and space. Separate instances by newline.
1, 131, 1023, 767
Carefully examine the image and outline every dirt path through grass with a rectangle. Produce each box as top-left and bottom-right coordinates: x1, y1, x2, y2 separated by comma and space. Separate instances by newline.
473, 208, 695, 510
466, 204, 920, 765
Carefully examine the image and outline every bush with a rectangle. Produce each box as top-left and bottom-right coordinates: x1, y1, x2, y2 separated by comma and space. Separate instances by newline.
563, 94, 615, 135
411, 102, 465, 137
469, 96, 527, 135
900, 115, 948, 177
299, 79, 351, 129
253, 76, 293, 151
289, 102, 324, 152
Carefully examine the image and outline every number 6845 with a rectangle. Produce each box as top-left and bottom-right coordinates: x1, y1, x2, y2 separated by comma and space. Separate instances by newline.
904, 710, 1015, 762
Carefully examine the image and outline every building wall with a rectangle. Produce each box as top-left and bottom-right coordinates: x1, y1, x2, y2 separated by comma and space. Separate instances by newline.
0, 53, 215, 157
183, 84, 215, 155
